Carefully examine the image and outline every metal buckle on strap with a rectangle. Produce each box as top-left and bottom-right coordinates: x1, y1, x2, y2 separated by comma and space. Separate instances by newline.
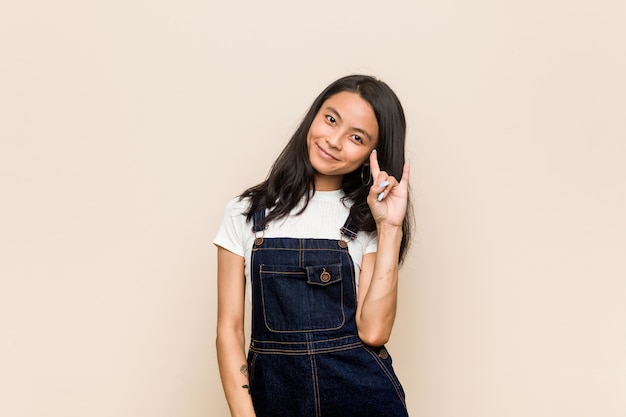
254, 227, 265, 246
339, 216, 358, 248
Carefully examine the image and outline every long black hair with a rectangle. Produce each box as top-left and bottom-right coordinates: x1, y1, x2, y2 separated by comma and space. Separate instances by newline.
240, 74, 412, 262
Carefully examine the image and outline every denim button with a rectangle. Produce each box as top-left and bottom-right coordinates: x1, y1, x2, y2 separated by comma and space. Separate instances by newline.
379, 348, 389, 359
320, 268, 331, 283
338, 240, 348, 248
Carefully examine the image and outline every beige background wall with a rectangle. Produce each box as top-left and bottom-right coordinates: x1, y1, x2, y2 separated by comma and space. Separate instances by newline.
1, 1, 625, 416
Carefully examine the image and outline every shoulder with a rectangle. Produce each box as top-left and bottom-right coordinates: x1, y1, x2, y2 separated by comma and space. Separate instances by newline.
216, 196, 254, 235
214, 196, 254, 256
222, 196, 249, 215
218, 196, 255, 228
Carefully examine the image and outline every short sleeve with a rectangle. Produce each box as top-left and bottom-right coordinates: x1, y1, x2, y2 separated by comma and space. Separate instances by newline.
213, 198, 249, 257
363, 230, 378, 254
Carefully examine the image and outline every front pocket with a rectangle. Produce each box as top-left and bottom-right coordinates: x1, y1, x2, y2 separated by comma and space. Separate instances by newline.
259, 264, 345, 332
247, 350, 258, 387
362, 345, 406, 403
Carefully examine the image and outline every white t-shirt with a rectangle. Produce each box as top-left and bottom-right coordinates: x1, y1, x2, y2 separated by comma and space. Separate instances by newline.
213, 189, 378, 302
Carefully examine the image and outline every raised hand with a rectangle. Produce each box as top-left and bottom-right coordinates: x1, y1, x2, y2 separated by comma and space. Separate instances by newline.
366, 149, 410, 228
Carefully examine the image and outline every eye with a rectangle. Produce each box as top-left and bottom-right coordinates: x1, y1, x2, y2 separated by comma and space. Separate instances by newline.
325, 115, 336, 124
351, 134, 364, 143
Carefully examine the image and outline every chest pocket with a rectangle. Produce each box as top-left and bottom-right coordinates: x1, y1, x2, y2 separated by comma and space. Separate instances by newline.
259, 264, 345, 332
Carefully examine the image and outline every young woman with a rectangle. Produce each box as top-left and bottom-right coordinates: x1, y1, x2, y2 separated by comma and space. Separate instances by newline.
215, 74, 412, 417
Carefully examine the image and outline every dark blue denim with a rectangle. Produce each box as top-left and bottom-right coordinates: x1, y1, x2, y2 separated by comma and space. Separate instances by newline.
248, 211, 408, 417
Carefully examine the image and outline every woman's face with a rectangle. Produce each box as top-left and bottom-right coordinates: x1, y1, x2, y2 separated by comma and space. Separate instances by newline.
306, 91, 379, 191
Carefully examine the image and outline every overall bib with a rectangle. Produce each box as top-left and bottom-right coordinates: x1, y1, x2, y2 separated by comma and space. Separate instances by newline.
248, 209, 408, 417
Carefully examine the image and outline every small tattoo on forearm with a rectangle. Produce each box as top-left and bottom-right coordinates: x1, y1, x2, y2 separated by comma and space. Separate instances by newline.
240, 364, 250, 393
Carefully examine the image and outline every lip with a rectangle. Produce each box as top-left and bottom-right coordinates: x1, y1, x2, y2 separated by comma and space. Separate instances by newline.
317, 144, 340, 161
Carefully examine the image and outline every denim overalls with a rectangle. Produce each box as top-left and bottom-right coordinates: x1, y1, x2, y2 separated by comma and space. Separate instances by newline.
247, 208, 408, 417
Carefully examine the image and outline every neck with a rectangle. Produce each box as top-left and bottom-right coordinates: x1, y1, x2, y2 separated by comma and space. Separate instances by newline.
314, 174, 342, 191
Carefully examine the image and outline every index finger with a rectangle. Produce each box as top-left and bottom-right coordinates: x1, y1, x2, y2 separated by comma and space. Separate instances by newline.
400, 160, 410, 186
369, 149, 380, 179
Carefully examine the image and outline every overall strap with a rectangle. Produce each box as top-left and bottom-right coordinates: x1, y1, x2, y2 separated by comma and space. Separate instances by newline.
251, 208, 267, 233
251, 208, 267, 246
340, 216, 359, 244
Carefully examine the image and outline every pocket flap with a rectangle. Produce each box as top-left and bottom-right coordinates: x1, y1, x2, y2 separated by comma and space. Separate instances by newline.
306, 264, 342, 286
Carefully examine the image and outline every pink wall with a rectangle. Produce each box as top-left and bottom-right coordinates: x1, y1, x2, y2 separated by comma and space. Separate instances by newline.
1, 1, 625, 416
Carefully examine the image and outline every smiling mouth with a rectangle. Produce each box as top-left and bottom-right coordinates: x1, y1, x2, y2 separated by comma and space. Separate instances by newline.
318, 144, 339, 161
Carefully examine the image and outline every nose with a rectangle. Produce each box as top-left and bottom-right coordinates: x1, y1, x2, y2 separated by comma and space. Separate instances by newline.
326, 132, 343, 150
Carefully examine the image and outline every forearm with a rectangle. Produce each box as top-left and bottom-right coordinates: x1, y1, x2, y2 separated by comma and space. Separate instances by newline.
358, 225, 403, 346
216, 326, 256, 417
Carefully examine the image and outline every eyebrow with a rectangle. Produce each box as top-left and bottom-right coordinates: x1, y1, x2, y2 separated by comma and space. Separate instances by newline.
325, 106, 374, 143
